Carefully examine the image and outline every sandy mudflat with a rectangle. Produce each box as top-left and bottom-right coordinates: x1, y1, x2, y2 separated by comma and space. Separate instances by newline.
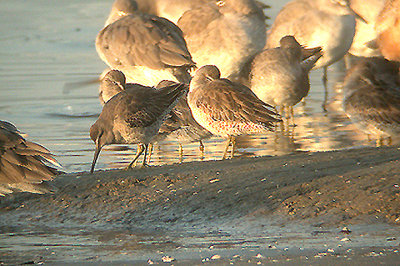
1, 146, 400, 264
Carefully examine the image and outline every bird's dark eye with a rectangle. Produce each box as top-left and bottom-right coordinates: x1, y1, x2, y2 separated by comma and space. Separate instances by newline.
216, 0, 225, 7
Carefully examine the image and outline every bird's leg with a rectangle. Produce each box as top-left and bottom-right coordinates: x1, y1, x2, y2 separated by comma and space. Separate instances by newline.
376, 136, 383, 147
284, 106, 291, 120
288, 106, 296, 138
179, 143, 183, 163
322, 66, 328, 112
199, 140, 205, 159
141, 144, 149, 168
284, 106, 291, 134
290, 106, 295, 126
222, 137, 232, 160
278, 106, 285, 133
146, 143, 153, 165
230, 136, 236, 159
126, 144, 144, 170
132, 143, 141, 167
388, 136, 392, 146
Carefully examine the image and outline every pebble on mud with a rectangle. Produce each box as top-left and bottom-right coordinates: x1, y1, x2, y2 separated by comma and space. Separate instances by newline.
161, 256, 175, 263
211, 254, 221, 260
340, 227, 352, 234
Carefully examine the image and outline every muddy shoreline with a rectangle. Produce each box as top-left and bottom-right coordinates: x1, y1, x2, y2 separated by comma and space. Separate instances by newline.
1, 146, 400, 264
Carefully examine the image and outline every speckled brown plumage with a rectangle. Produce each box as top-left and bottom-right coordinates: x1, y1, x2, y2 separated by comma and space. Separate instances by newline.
0, 121, 60, 196
342, 57, 400, 144
188, 65, 281, 158
90, 72, 187, 172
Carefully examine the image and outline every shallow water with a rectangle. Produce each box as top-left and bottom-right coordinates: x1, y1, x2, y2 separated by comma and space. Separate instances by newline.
0, 0, 392, 173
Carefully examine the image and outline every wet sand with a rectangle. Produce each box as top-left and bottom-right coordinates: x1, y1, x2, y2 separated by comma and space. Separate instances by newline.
1, 145, 399, 264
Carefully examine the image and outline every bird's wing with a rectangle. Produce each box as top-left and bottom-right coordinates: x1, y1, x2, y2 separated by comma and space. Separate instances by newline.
96, 14, 194, 70
193, 79, 281, 128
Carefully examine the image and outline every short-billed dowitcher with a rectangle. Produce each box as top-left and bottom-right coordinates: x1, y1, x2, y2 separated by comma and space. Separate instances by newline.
177, 0, 266, 78
98, 71, 211, 159
0, 121, 60, 195
96, 0, 195, 86
266, 0, 365, 87
90, 76, 187, 173
155, 80, 212, 157
187, 65, 281, 159
342, 57, 400, 145
250, 36, 323, 121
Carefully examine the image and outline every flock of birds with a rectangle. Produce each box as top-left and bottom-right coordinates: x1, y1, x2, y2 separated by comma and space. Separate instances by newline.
1, 0, 400, 195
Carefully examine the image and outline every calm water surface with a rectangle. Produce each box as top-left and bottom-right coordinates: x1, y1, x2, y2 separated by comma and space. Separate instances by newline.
0, 0, 387, 173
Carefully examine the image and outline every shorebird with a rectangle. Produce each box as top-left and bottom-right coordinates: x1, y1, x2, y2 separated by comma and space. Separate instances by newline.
155, 80, 212, 158
342, 57, 400, 146
348, 0, 385, 58
375, 0, 400, 62
90, 75, 187, 173
177, 0, 266, 79
250, 36, 323, 123
98, 70, 211, 161
0, 121, 60, 196
96, 0, 195, 86
187, 65, 281, 159
266, 0, 365, 89
98, 69, 126, 105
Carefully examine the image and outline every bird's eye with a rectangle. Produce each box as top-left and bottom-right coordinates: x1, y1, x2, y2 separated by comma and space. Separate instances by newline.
216, 0, 225, 7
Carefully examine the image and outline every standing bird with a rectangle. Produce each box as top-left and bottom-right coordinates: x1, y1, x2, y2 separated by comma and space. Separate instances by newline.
187, 65, 281, 159
154, 80, 212, 159
342, 57, 400, 146
90, 75, 187, 173
266, 0, 366, 89
375, 0, 400, 62
250, 36, 323, 122
98, 69, 126, 105
0, 121, 60, 196
177, 0, 266, 79
98, 70, 211, 161
96, 0, 195, 86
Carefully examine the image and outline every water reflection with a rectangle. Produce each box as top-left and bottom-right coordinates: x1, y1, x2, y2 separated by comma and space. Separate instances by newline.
0, 0, 397, 173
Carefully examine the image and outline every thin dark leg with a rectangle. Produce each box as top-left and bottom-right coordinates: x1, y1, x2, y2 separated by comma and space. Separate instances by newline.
199, 140, 205, 159
147, 143, 153, 165
322, 66, 328, 112
141, 144, 149, 167
179, 143, 183, 163
230, 136, 236, 158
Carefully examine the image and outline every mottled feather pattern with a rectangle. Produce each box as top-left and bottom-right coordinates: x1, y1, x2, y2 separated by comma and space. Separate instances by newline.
97, 14, 194, 70
191, 76, 281, 136
343, 57, 400, 137
0, 121, 60, 195
120, 83, 187, 129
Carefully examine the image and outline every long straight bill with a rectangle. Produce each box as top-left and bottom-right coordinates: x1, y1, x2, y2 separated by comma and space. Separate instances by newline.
90, 145, 102, 173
